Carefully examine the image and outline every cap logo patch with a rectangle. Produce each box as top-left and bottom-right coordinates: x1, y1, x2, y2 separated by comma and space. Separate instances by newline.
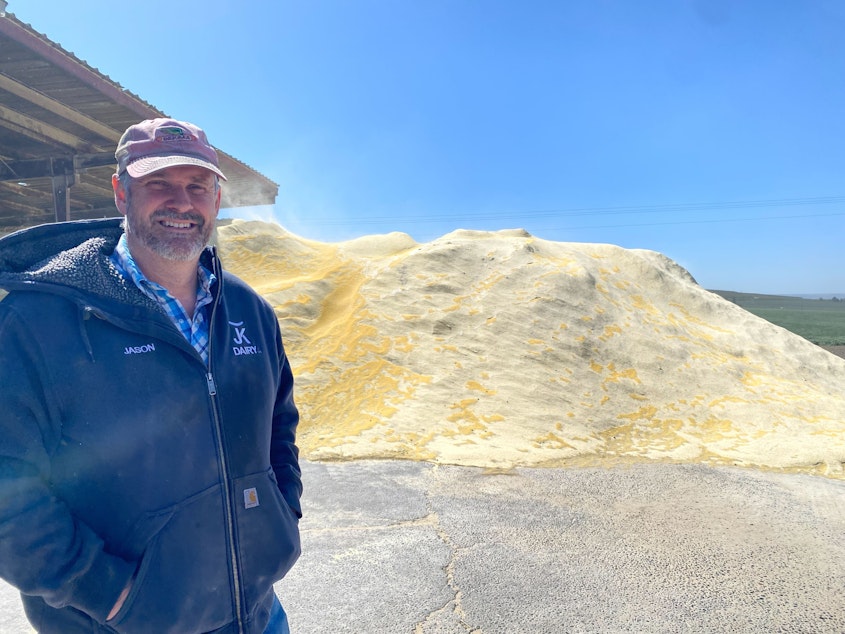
155, 126, 197, 143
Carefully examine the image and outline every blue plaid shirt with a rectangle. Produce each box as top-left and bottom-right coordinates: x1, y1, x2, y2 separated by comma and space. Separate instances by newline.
110, 235, 217, 365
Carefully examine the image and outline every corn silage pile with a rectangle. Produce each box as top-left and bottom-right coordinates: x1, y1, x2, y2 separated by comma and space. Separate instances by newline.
216, 219, 845, 478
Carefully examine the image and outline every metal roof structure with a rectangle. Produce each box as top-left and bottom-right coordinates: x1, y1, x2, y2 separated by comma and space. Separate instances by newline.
0, 7, 278, 235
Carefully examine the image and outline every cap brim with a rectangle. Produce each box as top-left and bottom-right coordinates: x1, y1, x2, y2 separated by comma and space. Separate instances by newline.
124, 154, 227, 180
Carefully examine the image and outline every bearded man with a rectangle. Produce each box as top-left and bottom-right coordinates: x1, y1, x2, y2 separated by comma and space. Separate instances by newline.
0, 119, 302, 634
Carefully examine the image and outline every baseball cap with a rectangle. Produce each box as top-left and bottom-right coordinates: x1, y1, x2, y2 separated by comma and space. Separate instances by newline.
115, 118, 227, 180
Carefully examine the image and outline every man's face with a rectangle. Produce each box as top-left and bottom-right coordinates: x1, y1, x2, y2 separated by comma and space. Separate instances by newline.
113, 165, 221, 262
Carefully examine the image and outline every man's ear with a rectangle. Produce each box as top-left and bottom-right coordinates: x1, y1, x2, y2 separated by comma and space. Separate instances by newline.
112, 173, 128, 216
214, 183, 222, 218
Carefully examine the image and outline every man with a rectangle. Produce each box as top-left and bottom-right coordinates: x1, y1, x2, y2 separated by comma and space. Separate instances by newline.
0, 119, 302, 633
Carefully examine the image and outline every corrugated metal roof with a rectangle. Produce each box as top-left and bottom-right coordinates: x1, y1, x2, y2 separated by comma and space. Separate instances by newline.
0, 11, 278, 233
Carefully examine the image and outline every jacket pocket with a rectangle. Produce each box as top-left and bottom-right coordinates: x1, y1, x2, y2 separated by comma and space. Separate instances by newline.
234, 468, 301, 616
108, 484, 233, 634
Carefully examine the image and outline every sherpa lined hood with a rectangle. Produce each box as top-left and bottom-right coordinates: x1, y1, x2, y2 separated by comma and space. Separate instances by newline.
0, 218, 138, 302
0, 218, 216, 313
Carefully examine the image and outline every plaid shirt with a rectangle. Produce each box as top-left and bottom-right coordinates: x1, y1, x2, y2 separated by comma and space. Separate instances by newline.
110, 234, 217, 365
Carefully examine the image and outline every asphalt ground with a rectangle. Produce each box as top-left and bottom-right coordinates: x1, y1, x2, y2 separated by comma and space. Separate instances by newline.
2, 460, 844, 633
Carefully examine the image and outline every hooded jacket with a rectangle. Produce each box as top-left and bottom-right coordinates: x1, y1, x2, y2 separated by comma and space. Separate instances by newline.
0, 219, 301, 634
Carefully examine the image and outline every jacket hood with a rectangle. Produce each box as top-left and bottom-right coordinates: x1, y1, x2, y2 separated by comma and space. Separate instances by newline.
0, 218, 121, 273
0, 218, 219, 311
0, 218, 147, 306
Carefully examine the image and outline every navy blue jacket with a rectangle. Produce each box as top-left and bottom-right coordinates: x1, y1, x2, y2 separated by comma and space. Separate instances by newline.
0, 219, 301, 633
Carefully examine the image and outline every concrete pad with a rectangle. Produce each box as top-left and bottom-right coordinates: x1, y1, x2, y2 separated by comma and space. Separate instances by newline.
276, 460, 845, 633
1, 460, 843, 633
0, 579, 32, 633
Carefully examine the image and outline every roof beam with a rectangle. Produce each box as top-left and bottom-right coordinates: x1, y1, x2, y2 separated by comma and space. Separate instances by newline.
74, 175, 115, 198
0, 190, 52, 213
0, 72, 120, 142
74, 152, 116, 171
0, 16, 162, 120
0, 211, 54, 228
0, 156, 73, 181
0, 102, 90, 149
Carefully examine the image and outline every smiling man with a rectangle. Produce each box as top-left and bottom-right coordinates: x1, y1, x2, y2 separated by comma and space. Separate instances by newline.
0, 119, 302, 634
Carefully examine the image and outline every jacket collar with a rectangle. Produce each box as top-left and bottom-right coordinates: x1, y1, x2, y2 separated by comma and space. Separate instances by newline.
0, 219, 219, 309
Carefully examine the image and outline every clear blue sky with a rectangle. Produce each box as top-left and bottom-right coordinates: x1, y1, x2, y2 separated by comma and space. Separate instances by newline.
14, 1, 845, 294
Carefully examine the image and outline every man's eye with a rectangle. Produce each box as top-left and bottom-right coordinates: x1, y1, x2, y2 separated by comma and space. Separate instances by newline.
146, 181, 169, 190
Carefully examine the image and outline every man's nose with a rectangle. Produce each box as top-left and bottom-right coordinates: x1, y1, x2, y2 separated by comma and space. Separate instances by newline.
166, 186, 193, 211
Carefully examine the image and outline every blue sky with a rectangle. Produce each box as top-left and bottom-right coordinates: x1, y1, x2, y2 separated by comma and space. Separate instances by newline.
14, 1, 845, 294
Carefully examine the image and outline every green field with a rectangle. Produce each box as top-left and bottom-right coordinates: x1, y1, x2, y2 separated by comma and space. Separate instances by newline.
710, 290, 845, 346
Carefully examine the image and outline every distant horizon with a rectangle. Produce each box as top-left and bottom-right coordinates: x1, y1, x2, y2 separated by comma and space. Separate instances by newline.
716, 292, 845, 299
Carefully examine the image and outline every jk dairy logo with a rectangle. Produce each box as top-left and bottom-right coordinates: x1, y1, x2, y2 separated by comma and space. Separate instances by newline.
229, 321, 262, 356
155, 126, 197, 143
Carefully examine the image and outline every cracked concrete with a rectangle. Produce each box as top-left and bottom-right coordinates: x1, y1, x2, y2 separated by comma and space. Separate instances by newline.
270, 460, 845, 634
415, 504, 479, 634
1, 459, 844, 633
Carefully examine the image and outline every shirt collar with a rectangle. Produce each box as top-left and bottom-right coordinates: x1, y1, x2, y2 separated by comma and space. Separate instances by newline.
112, 233, 217, 297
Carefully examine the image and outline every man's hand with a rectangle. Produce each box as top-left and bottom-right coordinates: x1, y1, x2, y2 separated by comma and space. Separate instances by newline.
106, 578, 133, 621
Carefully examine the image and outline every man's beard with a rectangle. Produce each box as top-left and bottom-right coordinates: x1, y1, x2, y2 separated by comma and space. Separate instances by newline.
126, 209, 213, 261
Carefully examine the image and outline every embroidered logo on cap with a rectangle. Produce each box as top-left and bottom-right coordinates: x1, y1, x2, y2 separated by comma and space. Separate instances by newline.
244, 487, 259, 509
155, 126, 197, 143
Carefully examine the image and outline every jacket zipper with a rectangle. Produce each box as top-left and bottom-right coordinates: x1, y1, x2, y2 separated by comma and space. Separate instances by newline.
33, 243, 249, 631
205, 262, 246, 634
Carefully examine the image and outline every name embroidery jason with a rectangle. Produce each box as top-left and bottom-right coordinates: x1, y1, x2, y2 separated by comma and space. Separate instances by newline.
124, 343, 156, 355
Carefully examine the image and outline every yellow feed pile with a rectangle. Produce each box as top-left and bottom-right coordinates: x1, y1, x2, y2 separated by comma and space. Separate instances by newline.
217, 219, 845, 478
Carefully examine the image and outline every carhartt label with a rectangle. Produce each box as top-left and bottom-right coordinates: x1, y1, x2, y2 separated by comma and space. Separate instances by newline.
124, 343, 155, 355
244, 487, 259, 509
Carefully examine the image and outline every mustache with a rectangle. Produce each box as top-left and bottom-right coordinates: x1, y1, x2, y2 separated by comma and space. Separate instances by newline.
151, 210, 206, 226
